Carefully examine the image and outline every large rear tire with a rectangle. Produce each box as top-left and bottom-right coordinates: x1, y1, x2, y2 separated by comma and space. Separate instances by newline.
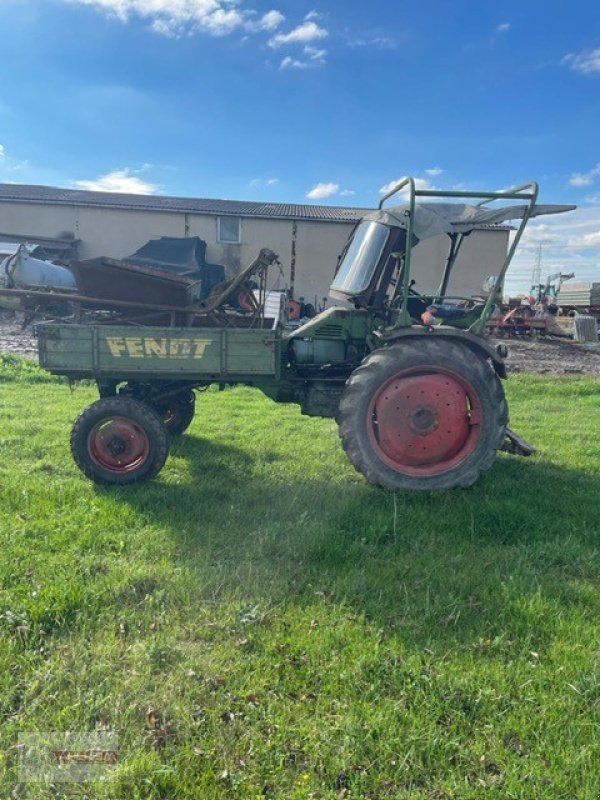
337, 339, 508, 491
70, 397, 170, 485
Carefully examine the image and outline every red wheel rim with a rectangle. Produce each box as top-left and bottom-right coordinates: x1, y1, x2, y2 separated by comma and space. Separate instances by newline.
87, 416, 150, 473
367, 366, 483, 477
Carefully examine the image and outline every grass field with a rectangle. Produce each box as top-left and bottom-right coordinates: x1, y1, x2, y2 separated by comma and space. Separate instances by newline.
0, 355, 599, 799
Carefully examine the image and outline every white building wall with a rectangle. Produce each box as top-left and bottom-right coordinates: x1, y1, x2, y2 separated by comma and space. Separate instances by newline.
77, 207, 183, 258
1, 202, 79, 243
409, 230, 509, 298
293, 220, 349, 305
187, 215, 297, 281
0, 200, 508, 303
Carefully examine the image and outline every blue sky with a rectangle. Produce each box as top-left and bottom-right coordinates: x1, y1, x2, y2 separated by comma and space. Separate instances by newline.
0, 0, 599, 292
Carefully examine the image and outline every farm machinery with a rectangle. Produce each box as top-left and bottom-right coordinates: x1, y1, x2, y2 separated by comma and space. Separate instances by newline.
32, 179, 575, 490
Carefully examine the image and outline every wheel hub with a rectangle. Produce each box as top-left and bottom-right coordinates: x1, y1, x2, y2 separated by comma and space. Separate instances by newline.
87, 417, 150, 473
409, 406, 438, 435
108, 437, 127, 456
368, 369, 482, 476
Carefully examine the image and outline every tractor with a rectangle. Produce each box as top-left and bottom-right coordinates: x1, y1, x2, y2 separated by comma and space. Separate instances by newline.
36, 179, 575, 490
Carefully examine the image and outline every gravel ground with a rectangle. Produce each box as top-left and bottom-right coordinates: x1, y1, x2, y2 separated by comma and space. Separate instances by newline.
0, 311, 38, 358
1, 310, 599, 376
498, 337, 600, 377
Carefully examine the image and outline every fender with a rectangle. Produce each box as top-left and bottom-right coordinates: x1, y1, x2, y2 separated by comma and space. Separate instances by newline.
372, 325, 507, 379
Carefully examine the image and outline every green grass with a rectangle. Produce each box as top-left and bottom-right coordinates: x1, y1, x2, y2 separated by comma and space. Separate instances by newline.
0, 359, 599, 799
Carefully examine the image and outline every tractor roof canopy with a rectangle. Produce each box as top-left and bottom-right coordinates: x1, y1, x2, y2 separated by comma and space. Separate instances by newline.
331, 202, 575, 301
362, 202, 575, 243
331, 178, 576, 334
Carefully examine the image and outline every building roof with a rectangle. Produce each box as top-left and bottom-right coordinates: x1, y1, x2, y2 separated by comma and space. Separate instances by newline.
0, 183, 371, 224
0, 183, 512, 231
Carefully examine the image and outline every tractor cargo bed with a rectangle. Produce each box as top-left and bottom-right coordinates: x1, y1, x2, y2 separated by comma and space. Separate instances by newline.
36, 323, 280, 381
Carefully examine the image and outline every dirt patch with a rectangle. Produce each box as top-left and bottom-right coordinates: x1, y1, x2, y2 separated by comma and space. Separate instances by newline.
498, 337, 600, 377
0, 311, 38, 359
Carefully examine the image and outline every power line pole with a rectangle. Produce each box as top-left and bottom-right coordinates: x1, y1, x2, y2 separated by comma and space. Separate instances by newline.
531, 243, 543, 290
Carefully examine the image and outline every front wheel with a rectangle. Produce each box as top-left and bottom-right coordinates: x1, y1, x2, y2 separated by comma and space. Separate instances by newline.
337, 339, 508, 491
70, 397, 170, 485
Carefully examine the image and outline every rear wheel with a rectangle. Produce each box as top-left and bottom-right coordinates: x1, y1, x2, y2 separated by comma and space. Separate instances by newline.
337, 339, 508, 491
70, 397, 170, 485
151, 390, 196, 436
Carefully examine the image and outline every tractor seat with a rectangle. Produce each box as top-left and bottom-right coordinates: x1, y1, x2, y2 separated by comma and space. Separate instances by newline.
423, 303, 486, 329
427, 303, 476, 320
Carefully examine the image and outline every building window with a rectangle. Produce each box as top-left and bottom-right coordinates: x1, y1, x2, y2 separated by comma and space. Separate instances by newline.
217, 216, 241, 244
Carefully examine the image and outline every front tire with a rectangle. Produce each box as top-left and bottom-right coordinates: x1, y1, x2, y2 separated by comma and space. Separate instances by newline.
70, 397, 170, 485
337, 339, 508, 491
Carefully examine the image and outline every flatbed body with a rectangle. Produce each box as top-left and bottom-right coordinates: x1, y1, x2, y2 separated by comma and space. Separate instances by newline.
37, 322, 281, 382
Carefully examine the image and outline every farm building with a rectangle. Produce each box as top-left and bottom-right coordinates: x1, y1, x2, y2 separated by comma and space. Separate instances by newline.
0, 183, 510, 305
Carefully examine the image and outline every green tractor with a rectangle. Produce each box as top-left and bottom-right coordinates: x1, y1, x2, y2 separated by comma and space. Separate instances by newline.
37, 179, 574, 490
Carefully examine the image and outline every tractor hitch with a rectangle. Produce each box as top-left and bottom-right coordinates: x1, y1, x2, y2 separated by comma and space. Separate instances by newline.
501, 428, 536, 457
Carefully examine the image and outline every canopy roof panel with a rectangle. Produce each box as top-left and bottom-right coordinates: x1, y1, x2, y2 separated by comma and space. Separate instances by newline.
363, 203, 576, 243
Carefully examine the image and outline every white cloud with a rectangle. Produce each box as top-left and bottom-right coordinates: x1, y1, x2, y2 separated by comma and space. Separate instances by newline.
149, 18, 179, 36
379, 176, 433, 195
569, 230, 600, 248
505, 204, 600, 295
0, 145, 4, 158
562, 49, 600, 75
569, 163, 600, 187
74, 168, 158, 194
303, 45, 327, 65
304, 10, 321, 21
348, 36, 396, 50
520, 223, 561, 246
497, 22, 510, 33
280, 44, 327, 69
249, 176, 278, 187
201, 7, 245, 36
269, 20, 328, 48
304, 45, 326, 59
259, 10, 285, 30
425, 166, 443, 177
339, 189, 355, 196
65, 0, 285, 38
280, 56, 310, 69
306, 182, 339, 199
245, 9, 285, 33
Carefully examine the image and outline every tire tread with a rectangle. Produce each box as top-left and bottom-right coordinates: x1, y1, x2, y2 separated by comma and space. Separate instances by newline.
337, 338, 507, 491
70, 396, 170, 485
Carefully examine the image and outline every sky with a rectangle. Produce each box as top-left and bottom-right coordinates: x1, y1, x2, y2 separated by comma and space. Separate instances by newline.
0, 0, 599, 294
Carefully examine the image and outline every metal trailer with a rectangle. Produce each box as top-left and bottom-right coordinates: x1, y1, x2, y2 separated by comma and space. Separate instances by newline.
34, 179, 575, 491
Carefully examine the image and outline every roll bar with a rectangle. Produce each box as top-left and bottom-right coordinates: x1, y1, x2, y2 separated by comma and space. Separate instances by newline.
378, 178, 539, 209
377, 178, 539, 334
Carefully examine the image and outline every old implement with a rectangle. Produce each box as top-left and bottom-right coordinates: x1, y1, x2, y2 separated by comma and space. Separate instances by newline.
68, 257, 204, 309
37, 180, 575, 489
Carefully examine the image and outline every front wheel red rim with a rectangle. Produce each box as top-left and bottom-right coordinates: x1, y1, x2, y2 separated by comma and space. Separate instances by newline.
87, 416, 150, 473
367, 366, 483, 477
